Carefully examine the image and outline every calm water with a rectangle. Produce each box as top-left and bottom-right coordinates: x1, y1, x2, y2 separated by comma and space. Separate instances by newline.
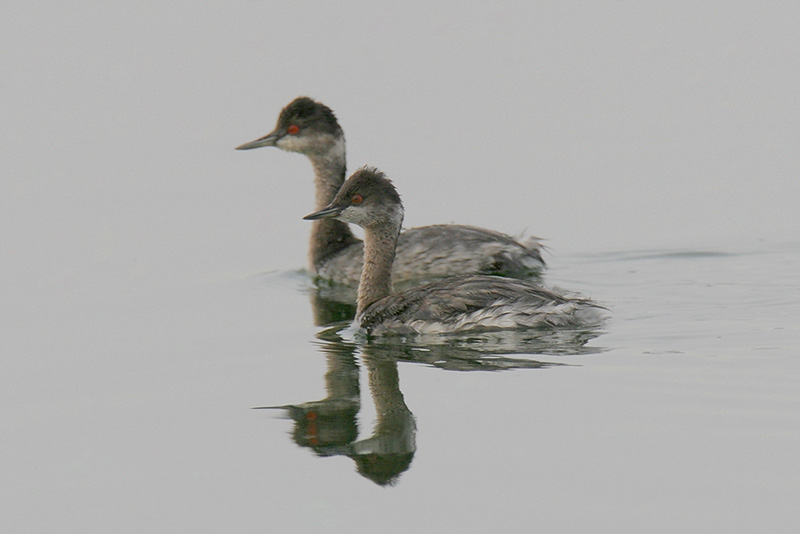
5, 3, 800, 532
5, 241, 798, 533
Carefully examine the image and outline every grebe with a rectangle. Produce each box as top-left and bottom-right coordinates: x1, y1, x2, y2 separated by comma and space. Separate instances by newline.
304, 168, 606, 335
237, 96, 545, 287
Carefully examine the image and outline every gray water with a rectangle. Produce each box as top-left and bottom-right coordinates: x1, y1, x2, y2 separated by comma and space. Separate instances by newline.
4, 3, 800, 533
4, 244, 798, 532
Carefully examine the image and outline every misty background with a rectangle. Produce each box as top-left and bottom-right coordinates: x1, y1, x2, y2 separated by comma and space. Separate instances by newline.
3, 3, 799, 533
4, 2, 799, 293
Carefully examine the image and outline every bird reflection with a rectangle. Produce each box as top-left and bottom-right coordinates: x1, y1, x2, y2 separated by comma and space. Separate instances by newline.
259, 304, 605, 486
258, 340, 416, 486
349, 347, 416, 486
308, 284, 356, 326
265, 340, 360, 455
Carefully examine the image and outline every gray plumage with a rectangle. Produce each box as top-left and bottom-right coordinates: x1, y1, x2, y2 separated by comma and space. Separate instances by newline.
304, 168, 606, 335
316, 224, 545, 287
237, 96, 545, 288
358, 275, 604, 335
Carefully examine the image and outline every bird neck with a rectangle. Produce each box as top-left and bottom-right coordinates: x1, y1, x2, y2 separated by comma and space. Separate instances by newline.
309, 135, 346, 206
363, 353, 414, 438
306, 137, 359, 270
356, 224, 400, 318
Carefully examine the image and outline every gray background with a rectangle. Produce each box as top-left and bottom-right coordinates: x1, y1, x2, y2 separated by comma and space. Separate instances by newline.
3, 2, 799, 533
4, 2, 798, 285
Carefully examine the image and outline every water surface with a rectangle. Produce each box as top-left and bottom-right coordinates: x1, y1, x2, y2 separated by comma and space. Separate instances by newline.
9, 243, 798, 533
4, 3, 800, 532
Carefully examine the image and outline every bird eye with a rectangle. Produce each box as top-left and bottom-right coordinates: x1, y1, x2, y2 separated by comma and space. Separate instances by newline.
351, 194, 363, 204
287, 124, 300, 135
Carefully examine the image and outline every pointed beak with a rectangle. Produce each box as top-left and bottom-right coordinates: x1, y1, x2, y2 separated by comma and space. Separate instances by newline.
303, 204, 345, 220
235, 130, 281, 150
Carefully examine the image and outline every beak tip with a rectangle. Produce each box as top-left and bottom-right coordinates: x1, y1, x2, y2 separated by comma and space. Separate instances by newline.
235, 133, 280, 151
303, 205, 343, 221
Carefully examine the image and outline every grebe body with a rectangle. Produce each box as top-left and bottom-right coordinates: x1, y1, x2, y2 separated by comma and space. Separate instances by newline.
304, 168, 605, 335
237, 97, 544, 287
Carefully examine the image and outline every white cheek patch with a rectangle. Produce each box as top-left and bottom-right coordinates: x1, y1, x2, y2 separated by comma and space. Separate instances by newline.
337, 206, 363, 225
277, 136, 311, 153
276, 132, 343, 157
337, 204, 403, 228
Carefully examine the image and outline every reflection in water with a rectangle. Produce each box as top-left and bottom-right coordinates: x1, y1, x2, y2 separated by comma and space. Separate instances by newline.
258, 341, 416, 486
350, 347, 416, 486
309, 285, 356, 326
318, 311, 606, 368
260, 311, 606, 485
258, 341, 360, 455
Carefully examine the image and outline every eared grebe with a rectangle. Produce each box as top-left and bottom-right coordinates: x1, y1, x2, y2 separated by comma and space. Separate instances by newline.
304, 168, 606, 335
237, 96, 545, 287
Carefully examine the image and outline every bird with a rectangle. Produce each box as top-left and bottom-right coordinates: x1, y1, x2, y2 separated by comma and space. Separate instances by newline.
237, 96, 545, 288
303, 167, 606, 336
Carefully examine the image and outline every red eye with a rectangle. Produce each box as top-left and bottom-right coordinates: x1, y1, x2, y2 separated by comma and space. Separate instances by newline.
351, 194, 363, 204
287, 124, 300, 135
